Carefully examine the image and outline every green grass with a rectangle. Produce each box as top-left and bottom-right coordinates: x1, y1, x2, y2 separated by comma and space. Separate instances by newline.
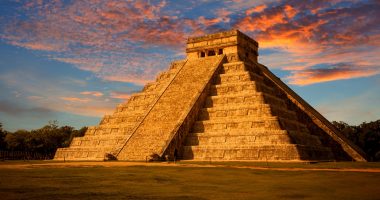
0, 163, 379, 199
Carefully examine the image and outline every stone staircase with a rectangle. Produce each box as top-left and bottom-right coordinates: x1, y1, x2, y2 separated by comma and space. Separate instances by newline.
54, 60, 187, 160
115, 55, 225, 160
182, 61, 334, 161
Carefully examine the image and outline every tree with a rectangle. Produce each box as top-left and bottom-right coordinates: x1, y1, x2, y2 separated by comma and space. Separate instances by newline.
333, 120, 380, 161
1, 121, 90, 159
29, 123, 73, 154
0, 123, 7, 150
63, 126, 87, 147
5, 130, 29, 151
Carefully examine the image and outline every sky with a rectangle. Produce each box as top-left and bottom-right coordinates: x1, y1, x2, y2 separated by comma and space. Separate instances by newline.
0, 0, 379, 132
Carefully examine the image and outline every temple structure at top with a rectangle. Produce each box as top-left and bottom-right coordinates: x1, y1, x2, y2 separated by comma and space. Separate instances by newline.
54, 30, 367, 162
186, 30, 258, 62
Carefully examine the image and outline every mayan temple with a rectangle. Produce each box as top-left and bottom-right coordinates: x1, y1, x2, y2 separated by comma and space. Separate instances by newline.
54, 30, 366, 162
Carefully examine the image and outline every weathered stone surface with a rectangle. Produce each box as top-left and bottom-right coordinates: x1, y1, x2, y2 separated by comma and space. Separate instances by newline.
116, 56, 225, 160
54, 30, 366, 162
54, 60, 186, 160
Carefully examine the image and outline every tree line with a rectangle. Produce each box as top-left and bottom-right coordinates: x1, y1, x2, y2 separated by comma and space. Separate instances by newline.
332, 120, 380, 161
0, 121, 87, 159
0, 120, 379, 161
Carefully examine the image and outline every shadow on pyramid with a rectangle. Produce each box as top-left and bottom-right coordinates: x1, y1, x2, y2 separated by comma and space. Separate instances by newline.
55, 30, 367, 162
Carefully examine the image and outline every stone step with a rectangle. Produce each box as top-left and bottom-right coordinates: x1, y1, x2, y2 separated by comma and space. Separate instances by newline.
213, 71, 264, 84
110, 110, 146, 117
142, 82, 160, 92
198, 104, 297, 121
97, 123, 136, 129
169, 60, 186, 70
100, 115, 143, 125
123, 99, 156, 108
54, 147, 114, 160
70, 133, 130, 146
221, 62, 249, 73
72, 133, 127, 140
129, 93, 158, 103
278, 117, 309, 133
185, 134, 293, 146
186, 130, 322, 147
192, 117, 283, 133
209, 81, 274, 96
182, 144, 333, 161
85, 124, 136, 136
85, 126, 97, 134
204, 92, 286, 108
193, 116, 308, 132
287, 131, 323, 146
70, 137, 126, 147
142, 79, 173, 92
116, 104, 151, 112
189, 129, 289, 137
155, 70, 178, 82
146, 61, 186, 92
112, 92, 160, 113
270, 106, 298, 121
115, 92, 157, 107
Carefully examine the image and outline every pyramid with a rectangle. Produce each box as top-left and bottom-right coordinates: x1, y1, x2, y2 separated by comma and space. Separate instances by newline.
54, 30, 366, 161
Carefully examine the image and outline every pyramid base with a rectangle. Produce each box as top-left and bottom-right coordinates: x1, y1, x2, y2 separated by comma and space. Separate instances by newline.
182, 144, 334, 161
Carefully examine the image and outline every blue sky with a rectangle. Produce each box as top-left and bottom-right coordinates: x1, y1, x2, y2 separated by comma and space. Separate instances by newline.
0, 0, 379, 131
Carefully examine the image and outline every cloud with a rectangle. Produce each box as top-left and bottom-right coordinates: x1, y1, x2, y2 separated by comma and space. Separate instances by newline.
80, 91, 103, 97
110, 91, 131, 100
0, 70, 119, 117
54, 58, 103, 73
245, 4, 267, 15
60, 97, 90, 103
0, 0, 203, 84
27, 95, 44, 100
238, 0, 379, 50
233, 0, 380, 85
1, 0, 379, 86
0, 100, 54, 118
286, 63, 380, 85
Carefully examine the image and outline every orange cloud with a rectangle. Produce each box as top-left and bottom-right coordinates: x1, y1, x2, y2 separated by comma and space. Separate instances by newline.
2, 0, 380, 87
216, 8, 232, 23
110, 91, 131, 100
283, 5, 297, 19
60, 97, 90, 103
198, 16, 222, 27
102, 74, 151, 85
234, 0, 380, 85
237, 4, 299, 32
287, 64, 380, 86
54, 58, 103, 72
245, 4, 267, 15
6, 39, 64, 52
80, 91, 104, 97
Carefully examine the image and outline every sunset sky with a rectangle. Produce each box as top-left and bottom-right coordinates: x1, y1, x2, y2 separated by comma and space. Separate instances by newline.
0, 0, 379, 131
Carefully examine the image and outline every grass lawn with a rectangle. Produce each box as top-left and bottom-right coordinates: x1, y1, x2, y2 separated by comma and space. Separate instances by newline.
0, 161, 379, 200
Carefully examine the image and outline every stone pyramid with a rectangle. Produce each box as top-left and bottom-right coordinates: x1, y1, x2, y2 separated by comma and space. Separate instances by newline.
54, 30, 366, 161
